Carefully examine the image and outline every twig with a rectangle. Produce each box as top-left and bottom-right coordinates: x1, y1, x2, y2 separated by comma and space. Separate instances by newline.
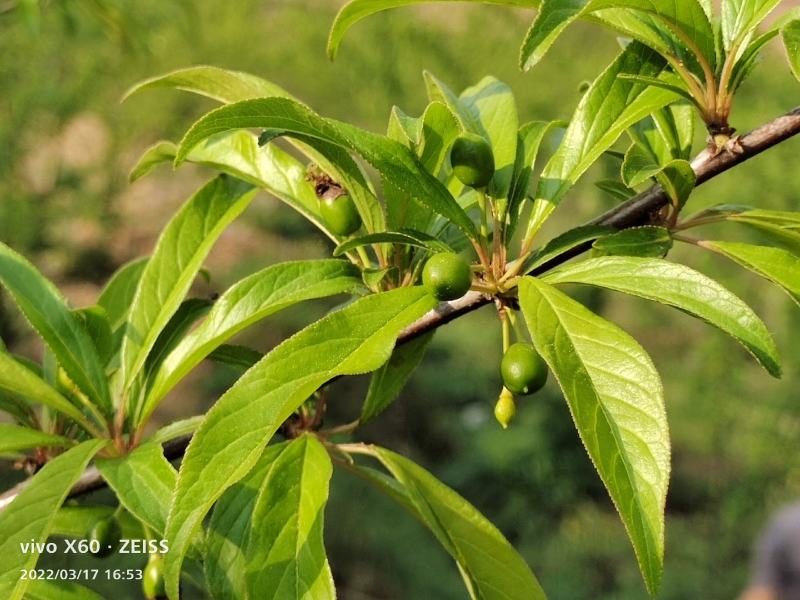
2, 106, 799, 511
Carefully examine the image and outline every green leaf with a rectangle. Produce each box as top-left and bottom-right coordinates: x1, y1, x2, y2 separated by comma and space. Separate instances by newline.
508, 120, 565, 233
120, 175, 257, 394
621, 143, 695, 207
124, 65, 292, 105
24, 580, 104, 600
0, 243, 111, 411
205, 442, 289, 600
327, 0, 539, 59
519, 277, 668, 594
0, 350, 98, 434
783, 19, 800, 81
525, 225, 616, 273
132, 132, 337, 236
730, 28, 779, 92
0, 440, 105, 600
50, 506, 143, 539
0, 423, 71, 454
163, 287, 436, 597
361, 332, 433, 423
525, 43, 680, 239
722, 0, 781, 51
176, 97, 477, 240
459, 76, 519, 200
542, 256, 782, 376
593, 227, 673, 257
149, 416, 204, 445
334, 231, 451, 257
727, 210, 800, 254
129, 140, 178, 182
74, 306, 114, 367
595, 179, 636, 201
244, 435, 335, 598
617, 73, 698, 107
143, 260, 361, 421
96, 442, 176, 535
699, 241, 800, 305
371, 447, 547, 600
418, 101, 462, 176
128, 67, 385, 236
520, 0, 715, 71
388, 105, 421, 147
207, 344, 263, 373
143, 298, 213, 383
98, 257, 149, 332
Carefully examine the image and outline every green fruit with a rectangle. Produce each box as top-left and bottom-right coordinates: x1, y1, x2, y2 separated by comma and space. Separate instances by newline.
450, 133, 495, 188
142, 554, 166, 599
422, 253, 472, 301
88, 516, 121, 558
501, 343, 548, 395
494, 388, 516, 429
320, 193, 361, 236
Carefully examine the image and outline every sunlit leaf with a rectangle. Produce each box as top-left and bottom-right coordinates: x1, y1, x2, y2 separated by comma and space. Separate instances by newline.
163, 287, 436, 598
519, 277, 668, 594
542, 256, 782, 376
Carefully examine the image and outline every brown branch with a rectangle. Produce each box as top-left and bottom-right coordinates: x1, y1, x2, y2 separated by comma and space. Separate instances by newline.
1, 106, 799, 511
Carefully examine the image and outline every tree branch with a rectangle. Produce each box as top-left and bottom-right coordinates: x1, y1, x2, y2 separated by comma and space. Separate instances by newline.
1, 106, 799, 511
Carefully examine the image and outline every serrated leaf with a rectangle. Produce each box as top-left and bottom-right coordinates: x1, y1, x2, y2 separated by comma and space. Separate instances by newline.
0, 243, 111, 411
245, 435, 335, 599
97, 442, 176, 535
722, 0, 781, 51
418, 101, 462, 176
143, 260, 361, 421
508, 120, 565, 235
525, 225, 616, 273
361, 332, 433, 423
0, 440, 105, 600
140, 298, 212, 399
129, 140, 178, 182
525, 43, 681, 239
0, 423, 71, 454
74, 306, 114, 367
520, 0, 715, 72
371, 447, 547, 600
542, 256, 781, 376
595, 178, 636, 200
783, 20, 800, 80
0, 350, 98, 434
699, 241, 800, 305
328, 0, 539, 59
334, 231, 451, 257
593, 227, 673, 257
387, 105, 421, 147
207, 344, 263, 374
124, 65, 292, 104
621, 144, 694, 207
98, 257, 149, 332
163, 287, 436, 598
147, 417, 203, 446
177, 97, 477, 240
519, 277, 668, 594
129, 67, 386, 236
205, 442, 289, 600
120, 176, 257, 395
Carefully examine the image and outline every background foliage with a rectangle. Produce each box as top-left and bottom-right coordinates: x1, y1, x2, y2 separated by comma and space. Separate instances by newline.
1, 1, 799, 598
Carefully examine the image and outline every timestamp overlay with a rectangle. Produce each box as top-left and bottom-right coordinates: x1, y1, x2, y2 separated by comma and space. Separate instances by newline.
15, 538, 169, 583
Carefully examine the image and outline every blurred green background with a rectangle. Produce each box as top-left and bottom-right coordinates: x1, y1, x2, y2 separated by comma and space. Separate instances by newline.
1, 1, 799, 598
